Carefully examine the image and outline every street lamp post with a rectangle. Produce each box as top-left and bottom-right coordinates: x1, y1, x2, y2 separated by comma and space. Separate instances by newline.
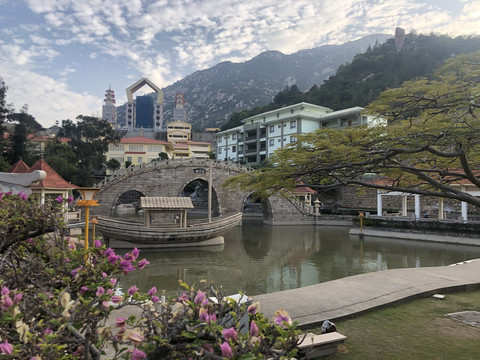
77, 188, 100, 253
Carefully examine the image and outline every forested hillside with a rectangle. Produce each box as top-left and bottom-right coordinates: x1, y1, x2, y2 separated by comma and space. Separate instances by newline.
222, 33, 480, 130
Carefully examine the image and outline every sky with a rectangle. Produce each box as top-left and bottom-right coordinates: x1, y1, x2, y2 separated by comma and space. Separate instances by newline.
0, 0, 479, 128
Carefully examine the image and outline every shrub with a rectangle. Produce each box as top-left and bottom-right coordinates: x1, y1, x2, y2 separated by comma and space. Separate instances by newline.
0, 192, 301, 359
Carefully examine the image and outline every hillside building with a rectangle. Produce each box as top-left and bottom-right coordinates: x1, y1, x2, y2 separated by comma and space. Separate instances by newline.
215, 102, 382, 165
106, 136, 173, 170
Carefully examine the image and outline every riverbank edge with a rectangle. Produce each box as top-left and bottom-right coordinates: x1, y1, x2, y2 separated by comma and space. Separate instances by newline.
349, 228, 480, 246
252, 259, 480, 330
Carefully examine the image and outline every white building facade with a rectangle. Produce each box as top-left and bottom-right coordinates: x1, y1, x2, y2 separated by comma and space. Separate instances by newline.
215, 102, 380, 165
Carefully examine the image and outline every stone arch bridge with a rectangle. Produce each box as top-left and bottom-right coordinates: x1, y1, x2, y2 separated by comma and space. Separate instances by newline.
94, 159, 312, 224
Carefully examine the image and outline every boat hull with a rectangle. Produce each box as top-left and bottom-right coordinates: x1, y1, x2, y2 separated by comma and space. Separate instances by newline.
96, 212, 242, 248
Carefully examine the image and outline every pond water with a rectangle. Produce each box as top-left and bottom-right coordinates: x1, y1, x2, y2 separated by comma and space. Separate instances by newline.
119, 220, 480, 297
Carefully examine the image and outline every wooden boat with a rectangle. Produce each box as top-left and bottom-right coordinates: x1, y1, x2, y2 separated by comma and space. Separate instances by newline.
96, 212, 242, 248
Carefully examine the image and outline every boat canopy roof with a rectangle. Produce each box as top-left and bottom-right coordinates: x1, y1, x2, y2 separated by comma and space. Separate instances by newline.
140, 197, 194, 211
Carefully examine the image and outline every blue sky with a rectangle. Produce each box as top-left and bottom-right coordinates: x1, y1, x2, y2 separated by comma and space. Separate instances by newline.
0, 0, 478, 128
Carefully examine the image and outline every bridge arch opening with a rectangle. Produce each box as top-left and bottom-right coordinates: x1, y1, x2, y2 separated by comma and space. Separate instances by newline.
242, 192, 273, 220
179, 178, 220, 218
111, 189, 145, 219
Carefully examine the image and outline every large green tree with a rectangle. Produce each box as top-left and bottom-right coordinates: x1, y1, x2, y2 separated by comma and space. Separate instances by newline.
43, 142, 79, 184
57, 116, 121, 186
226, 51, 480, 207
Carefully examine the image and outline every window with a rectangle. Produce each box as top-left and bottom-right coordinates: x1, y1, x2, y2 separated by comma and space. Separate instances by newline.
290, 121, 296, 129
283, 123, 286, 127
227, 135, 229, 140
291, 109, 294, 114
232, 145, 236, 153
128, 145, 143, 151
278, 139, 281, 143
218, 148, 223, 154
127, 157, 132, 162
269, 125, 274, 133
110, 144, 124, 151
219, 137, 223, 143
269, 153, 273, 157
276, 113, 280, 118
290, 136, 296, 143
232, 134, 236, 140
269, 139, 274, 146
138, 157, 143, 163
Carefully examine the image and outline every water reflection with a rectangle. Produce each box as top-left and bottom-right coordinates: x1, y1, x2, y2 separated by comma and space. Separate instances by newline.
119, 221, 480, 297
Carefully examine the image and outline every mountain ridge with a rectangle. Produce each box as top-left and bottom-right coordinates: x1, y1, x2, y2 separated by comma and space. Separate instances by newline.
117, 33, 391, 130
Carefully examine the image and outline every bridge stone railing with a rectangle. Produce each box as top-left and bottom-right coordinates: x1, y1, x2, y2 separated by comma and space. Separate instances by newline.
95, 159, 252, 191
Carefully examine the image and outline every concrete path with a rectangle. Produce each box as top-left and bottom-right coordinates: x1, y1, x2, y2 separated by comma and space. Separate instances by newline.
252, 259, 480, 329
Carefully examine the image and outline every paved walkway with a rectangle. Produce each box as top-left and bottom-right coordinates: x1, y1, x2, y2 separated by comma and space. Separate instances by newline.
252, 259, 480, 329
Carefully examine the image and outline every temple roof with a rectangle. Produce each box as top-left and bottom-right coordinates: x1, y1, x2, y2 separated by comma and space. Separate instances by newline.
29, 158, 77, 190
9, 159, 31, 173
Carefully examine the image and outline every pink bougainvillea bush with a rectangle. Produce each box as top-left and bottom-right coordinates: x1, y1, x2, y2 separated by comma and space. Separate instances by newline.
0, 192, 301, 359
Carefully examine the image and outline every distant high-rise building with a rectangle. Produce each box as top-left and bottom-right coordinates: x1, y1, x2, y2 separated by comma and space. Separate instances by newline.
125, 78, 164, 131
173, 93, 187, 122
102, 86, 117, 126
135, 95, 154, 128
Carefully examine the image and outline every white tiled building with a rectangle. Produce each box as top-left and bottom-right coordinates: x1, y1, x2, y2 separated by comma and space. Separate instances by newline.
215, 102, 381, 165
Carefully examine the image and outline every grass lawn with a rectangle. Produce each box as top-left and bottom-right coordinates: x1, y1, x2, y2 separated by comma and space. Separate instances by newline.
316, 290, 480, 359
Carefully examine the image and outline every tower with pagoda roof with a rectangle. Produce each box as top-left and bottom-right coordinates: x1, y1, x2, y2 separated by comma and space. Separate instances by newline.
173, 93, 187, 123
102, 86, 117, 126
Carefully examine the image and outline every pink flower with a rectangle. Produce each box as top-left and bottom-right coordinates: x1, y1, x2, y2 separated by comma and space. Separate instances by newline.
70, 267, 82, 276
80, 286, 89, 294
102, 301, 110, 308
67, 195, 74, 204
147, 287, 157, 296
151, 296, 159, 303
119, 260, 135, 273
248, 302, 260, 315
128, 285, 138, 296
67, 241, 76, 250
107, 289, 114, 295
102, 272, 108, 278
274, 309, 292, 326
96, 287, 105, 297
13, 292, 23, 304
220, 342, 233, 358
131, 348, 146, 360
131, 248, 140, 259
108, 253, 120, 265
209, 313, 217, 324
115, 317, 126, 328
127, 331, 144, 345
18, 191, 28, 201
249, 320, 259, 337
44, 327, 53, 335
194, 290, 206, 305
55, 195, 63, 203
109, 278, 117, 285
199, 307, 209, 322
0, 340, 12, 355
177, 292, 189, 302
111, 295, 123, 303
94, 240, 102, 248
222, 327, 238, 342
1, 295, 13, 310
1, 287, 9, 296
136, 259, 149, 270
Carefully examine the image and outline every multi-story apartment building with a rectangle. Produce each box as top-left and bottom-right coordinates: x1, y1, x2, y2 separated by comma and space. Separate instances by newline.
215, 102, 381, 165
